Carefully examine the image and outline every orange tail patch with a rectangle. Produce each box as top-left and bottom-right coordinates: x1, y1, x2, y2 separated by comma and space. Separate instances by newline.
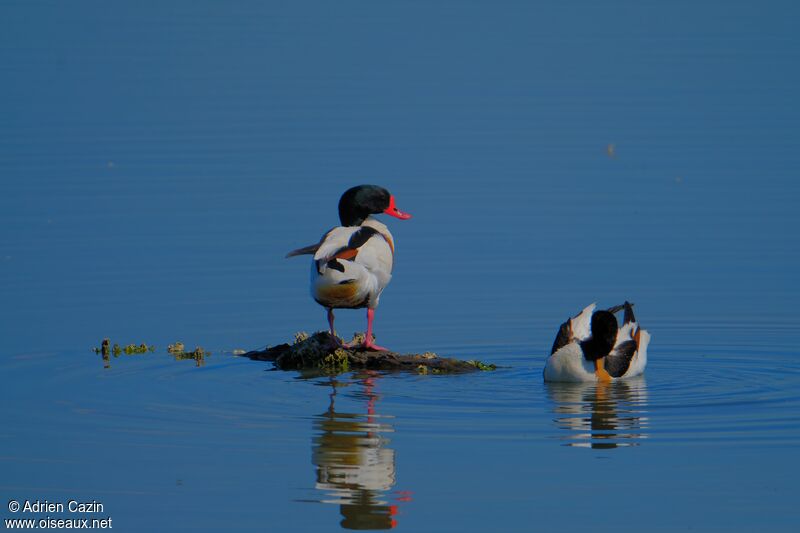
316, 282, 359, 301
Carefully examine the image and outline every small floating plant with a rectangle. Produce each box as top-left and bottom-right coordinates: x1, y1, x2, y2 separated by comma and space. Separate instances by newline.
92, 339, 208, 367
168, 343, 209, 366
93, 339, 156, 357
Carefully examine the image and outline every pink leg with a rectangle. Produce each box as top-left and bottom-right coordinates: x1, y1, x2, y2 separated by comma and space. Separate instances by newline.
326, 308, 342, 347
363, 308, 389, 351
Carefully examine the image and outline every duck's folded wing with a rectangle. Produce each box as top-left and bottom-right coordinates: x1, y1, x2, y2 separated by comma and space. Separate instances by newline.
313, 226, 382, 262
550, 320, 572, 355
570, 303, 596, 340
550, 303, 597, 355
605, 339, 637, 378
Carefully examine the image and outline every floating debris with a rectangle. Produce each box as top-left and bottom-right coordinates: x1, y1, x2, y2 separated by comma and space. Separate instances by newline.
92, 339, 154, 356
93, 338, 156, 369
168, 344, 209, 367
239, 332, 495, 374
167, 342, 185, 354
123, 343, 154, 354
98, 339, 111, 369
93, 338, 208, 368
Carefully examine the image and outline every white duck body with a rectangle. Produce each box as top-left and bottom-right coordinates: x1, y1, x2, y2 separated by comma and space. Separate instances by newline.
543, 304, 597, 383
543, 303, 650, 383
310, 217, 394, 310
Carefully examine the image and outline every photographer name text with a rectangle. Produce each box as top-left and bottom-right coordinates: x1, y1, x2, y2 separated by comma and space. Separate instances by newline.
14, 501, 104, 514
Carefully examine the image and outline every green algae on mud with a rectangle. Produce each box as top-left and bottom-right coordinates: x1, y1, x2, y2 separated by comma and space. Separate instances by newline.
240, 331, 496, 374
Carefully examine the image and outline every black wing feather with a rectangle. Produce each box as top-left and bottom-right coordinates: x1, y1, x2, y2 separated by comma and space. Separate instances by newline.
605, 340, 637, 378
327, 226, 383, 260
605, 301, 636, 323
551, 319, 572, 355
286, 243, 320, 258
623, 301, 636, 324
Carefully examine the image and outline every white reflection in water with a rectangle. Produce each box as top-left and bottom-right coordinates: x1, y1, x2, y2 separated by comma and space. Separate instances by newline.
546, 378, 649, 449
310, 373, 411, 530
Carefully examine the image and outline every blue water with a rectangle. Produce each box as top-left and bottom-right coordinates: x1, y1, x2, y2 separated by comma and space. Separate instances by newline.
2, 1, 799, 531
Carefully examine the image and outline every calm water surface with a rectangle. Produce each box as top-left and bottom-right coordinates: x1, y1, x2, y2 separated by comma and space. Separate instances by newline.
2, 1, 799, 531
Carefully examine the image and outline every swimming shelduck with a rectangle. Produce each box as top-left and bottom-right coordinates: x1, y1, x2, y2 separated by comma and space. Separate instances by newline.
544, 302, 650, 382
287, 185, 412, 351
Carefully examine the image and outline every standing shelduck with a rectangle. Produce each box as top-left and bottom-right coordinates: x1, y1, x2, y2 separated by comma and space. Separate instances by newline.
286, 185, 412, 351
544, 302, 650, 383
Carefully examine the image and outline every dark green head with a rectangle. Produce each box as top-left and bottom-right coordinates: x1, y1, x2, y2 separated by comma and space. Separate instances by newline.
580, 311, 619, 361
338, 185, 412, 226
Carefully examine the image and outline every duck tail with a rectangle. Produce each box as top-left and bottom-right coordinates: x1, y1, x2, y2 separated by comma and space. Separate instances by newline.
605, 301, 636, 323
286, 243, 320, 258
605, 303, 626, 315
622, 301, 636, 324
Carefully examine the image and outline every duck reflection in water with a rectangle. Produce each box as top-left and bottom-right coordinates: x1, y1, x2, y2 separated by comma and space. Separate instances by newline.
311, 372, 410, 530
545, 378, 649, 449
